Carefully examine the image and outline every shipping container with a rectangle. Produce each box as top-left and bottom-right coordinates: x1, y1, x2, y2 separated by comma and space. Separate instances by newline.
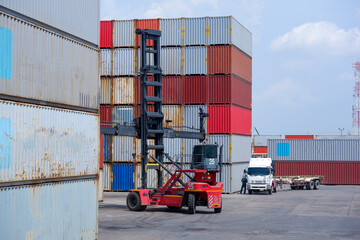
135, 138, 156, 162
104, 135, 112, 163
269, 139, 360, 162
183, 138, 201, 163
99, 169, 104, 201
136, 76, 155, 104
104, 163, 111, 191
275, 162, 360, 185
208, 45, 252, 83
0, 13, 99, 109
160, 18, 183, 46
207, 105, 252, 135
161, 47, 182, 75
101, 49, 112, 76
112, 136, 136, 162
100, 105, 112, 127
183, 105, 207, 132
208, 16, 252, 57
134, 105, 155, 118
112, 105, 134, 125
113, 20, 135, 47
0, 0, 100, 45
253, 146, 268, 154
0, 179, 98, 239
164, 138, 182, 162
135, 163, 158, 189
183, 17, 206, 46
136, 19, 159, 47
113, 77, 135, 104
163, 76, 184, 104
207, 75, 252, 108
183, 46, 207, 75
0, 100, 99, 183
253, 135, 283, 147
285, 135, 314, 139
112, 163, 134, 191
113, 48, 135, 76
184, 76, 206, 104
100, 134, 104, 169
162, 105, 183, 129
315, 135, 360, 139
100, 21, 113, 48
100, 77, 112, 104
137, 47, 155, 73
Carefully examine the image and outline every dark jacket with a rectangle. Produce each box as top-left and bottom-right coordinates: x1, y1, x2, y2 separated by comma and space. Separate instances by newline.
241, 176, 247, 185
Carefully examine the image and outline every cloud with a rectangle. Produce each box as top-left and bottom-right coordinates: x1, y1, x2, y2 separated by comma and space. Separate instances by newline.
271, 21, 360, 57
255, 78, 317, 108
144, 0, 192, 18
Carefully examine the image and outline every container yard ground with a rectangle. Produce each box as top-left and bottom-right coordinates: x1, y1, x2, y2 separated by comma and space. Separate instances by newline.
99, 185, 360, 240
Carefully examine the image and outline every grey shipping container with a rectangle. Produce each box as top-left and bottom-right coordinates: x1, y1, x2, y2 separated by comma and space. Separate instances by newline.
99, 169, 104, 201
253, 135, 283, 147
100, 77, 112, 104
0, 100, 99, 183
160, 18, 183, 46
184, 17, 207, 46
268, 139, 360, 162
113, 20, 135, 47
161, 47, 182, 75
183, 46, 207, 75
0, 0, 100, 46
0, 179, 98, 239
0, 13, 99, 109
164, 138, 182, 162
183, 105, 207, 132
315, 135, 360, 139
112, 136, 136, 162
113, 48, 135, 76
104, 163, 111, 191
101, 49, 112, 76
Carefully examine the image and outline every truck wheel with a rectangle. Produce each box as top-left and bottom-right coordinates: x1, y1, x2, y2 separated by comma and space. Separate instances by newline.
306, 182, 311, 190
310, 180, 315, 190
290, 186, 296, 190
127, 192, 146, 211
248, 190, 252, 194
314, 180, 320, 190
188, 193, 196, 214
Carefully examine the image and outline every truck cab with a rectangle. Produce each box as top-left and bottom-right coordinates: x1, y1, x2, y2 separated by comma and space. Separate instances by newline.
246, 158, 275, 194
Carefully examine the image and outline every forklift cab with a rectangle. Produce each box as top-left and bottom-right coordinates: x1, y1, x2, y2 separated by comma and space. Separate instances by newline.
191, 144, 219, 171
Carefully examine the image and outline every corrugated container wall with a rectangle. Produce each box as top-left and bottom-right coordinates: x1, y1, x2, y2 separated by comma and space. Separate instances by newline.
0, 13, 99, 109
112, 164, 134, 191
253, 135, 283, 146
0, 179, 98, 239
253, 146, 268, 153
136, 19, 159, 47
161, 47, 182, 75
137, 48, 155, 73
104, 135, 112, 163
112, 136, 136, 162
100, 21, 113, 48
0, 100, 99, 183
100, 105, 112, 127
163, 76, 184, 104
99, 169, 104, 201
101, 49, 112, 76
162, 105, 183, 129
113, 77, 135, 104
104, 163, 111, 191
164, 138, 182, 160
183, 105, 207, 132
112, 106, 134, 125
113, 48, 135, 76
183, 46, 207, 75
268, 139, 360, 162
113, 20, 134, 47
100, 77, 111, 104
135, 164, 158, 189
184, 76, 206, 104
160, 18, 182, 46
0, 0, 100, 45
184, 17, 206, 46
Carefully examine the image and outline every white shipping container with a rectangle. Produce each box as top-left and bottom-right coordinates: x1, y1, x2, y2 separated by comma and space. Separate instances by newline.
161, 47, 182, 75
113, 48, 135, 76
0, 100, 99, 183
113, 77, 135, 104
101, 49, 112, 76
99, 169, 104, 201
164, 138, 182, 162
113, 20, 135, 47
112, 136, 136, 162
0, 179, 98, 239
0, 0, 99, 45
0, 13, 99, 109
183, 46, 207, 75
104, 163, 111, 191
160, 18, 183, 46
101, 77, 112, 104
135, 163, 157, 189
162, 105, 183, 128
183, 105, 207, 132
184, 17, 206, 46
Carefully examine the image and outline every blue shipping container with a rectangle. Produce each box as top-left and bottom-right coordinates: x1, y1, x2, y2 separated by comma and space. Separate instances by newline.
104, 134, 112, 163
112, 106, 134, 124
112, 164, 134, 191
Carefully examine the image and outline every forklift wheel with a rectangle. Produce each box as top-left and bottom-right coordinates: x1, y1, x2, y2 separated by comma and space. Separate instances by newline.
167, 206, 182, 210
127, 192, 147, 211
214, 203, 222, 213
188, 193, 196, 214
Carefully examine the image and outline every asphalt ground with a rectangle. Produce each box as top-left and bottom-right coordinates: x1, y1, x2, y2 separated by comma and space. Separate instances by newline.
99, 185, 360, 240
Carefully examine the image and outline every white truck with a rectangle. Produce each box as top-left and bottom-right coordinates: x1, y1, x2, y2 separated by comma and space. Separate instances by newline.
246, 158, 276, 194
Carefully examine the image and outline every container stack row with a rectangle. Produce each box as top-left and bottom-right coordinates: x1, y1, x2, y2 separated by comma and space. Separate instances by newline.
0, 2, 100, 239
100, 16, 252, 193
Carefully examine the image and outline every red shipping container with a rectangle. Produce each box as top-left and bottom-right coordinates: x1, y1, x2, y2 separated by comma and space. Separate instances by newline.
136, 19, 159, 47
275, 162, 360, 185
135, 76, 155, 105
208, 105, 252, 135
208, 45, 252, 83
207, 75, 252, 109
285, 135, 314, 139
100, 105, 112, 127
163, 76, 184, 104
100, 134, 104, 169
134, 105, 155, 118
184, 76, 206, 104
254, 146, 267, 153
100, 21, 113, 48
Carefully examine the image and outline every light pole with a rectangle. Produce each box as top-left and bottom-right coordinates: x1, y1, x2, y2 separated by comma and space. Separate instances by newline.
339, 128, 344, 135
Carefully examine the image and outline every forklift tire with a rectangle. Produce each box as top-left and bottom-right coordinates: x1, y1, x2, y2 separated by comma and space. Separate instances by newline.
188, 193, 196, 214
167, 206, 182, 210
127, 192, 147, 211
314, 180, 320, 190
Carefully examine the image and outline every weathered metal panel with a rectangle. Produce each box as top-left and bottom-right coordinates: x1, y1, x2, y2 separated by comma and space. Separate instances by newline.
161, 47, 182, 75
135, 163, 157, 189
183, 105, 207, 132
100, 21, 113, 48
112, 106, 134, 125
0, 13, 99, 109
135, 138, 156, 161
164, 138, 182, 162
113, 77, 135, 105
0, 179, 98, 239
112, 163, 134, 191
103, 135, 112, 163
183, 46, 207, 75
100, 77, 111, 104
184, 17, 207, 46
113, 48, 135, 76
160, 18, 183, 46
253, 135, 282, 147
231, 17, 252, 57
162, 105, 183, 129
0, 0, 100, 45
113, 20, 135, 47
268, 139, 360, 162
99, 169, 104, 201
112, 136, 135, 162
0, 100, 99, 183
104, 163, 111, 191
101, 49, 112, 76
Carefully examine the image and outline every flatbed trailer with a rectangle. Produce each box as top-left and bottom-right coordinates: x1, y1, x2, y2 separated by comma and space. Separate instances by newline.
273, 176, 324, 190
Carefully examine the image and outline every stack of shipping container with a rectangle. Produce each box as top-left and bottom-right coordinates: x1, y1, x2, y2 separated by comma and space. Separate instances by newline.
100, 16, 252, 193
0, 1, 100, 239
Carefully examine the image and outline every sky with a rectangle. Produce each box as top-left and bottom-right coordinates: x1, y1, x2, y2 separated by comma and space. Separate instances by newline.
100, 0, 360, 135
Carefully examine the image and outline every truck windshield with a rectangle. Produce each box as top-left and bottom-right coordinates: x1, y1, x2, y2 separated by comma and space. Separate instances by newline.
247, 167, 270, 176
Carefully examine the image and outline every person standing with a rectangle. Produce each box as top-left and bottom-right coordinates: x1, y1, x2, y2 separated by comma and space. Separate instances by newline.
240, 170, 247, 194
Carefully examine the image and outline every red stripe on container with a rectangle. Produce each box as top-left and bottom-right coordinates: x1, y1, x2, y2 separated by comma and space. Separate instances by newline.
100, 21, 113, 48
275, 162, 360, 185
163, 76, 184, 104
184, 76, 206, 104
285, 135, 314, 139
254, 146, 267, 153
100, 105, 112, 127
136, 19, 159, 47
100, 134, 104, 169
